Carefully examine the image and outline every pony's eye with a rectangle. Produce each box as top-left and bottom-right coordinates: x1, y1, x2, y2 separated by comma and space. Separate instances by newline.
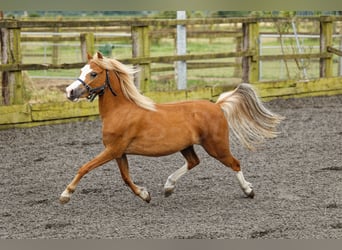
90, 72, 97, 78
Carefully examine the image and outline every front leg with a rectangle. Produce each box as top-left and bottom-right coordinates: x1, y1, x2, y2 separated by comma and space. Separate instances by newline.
60, 148, 116, 204
116, 154, 151, 203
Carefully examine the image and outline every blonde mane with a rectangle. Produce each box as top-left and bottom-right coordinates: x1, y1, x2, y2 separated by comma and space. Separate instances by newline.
92, 53, 156, 111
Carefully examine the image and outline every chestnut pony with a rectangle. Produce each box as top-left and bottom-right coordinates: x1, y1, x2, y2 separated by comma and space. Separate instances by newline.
60, 52, 283, 204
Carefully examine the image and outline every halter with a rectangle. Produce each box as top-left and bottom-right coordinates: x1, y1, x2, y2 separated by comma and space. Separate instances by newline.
77, 70, 117, 102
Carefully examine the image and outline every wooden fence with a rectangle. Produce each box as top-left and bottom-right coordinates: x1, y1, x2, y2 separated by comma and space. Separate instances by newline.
1, 16, 342, 129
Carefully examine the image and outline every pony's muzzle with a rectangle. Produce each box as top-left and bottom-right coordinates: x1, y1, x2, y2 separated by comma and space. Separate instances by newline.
66, 84, 86, 101
66, 88, 79, 101
66, 88, 75, 100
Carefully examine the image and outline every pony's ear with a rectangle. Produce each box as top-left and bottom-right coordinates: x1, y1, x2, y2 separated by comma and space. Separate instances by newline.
87, 52, 93, 61
97, 51, 104, 59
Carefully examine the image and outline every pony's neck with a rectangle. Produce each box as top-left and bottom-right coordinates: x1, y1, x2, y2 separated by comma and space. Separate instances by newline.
97, 72, 133, 118
97, 70, 156, 117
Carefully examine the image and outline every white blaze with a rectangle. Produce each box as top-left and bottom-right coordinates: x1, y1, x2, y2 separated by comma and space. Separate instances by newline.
66, 64, 92, 98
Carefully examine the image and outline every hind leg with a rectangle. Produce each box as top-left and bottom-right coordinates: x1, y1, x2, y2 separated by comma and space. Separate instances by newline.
221, 155, 254, 198
164, 145, 200, 197
236, 170, 254, 198
202, 142, 254, 198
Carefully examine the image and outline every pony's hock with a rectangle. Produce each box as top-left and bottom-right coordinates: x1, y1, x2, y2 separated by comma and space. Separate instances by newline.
60, 52, 284, 204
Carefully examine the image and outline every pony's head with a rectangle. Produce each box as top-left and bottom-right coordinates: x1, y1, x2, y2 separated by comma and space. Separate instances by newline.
66, 52, 114, 102
66, 52, 156, 111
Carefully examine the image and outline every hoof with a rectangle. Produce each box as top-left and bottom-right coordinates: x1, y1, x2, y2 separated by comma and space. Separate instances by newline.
141, 191, 151, 203
164, 187, 174, 197
247, 190, 255, 199
59, 196, 70, 204
145, 193, 151, 203
164, 178, 175, 198
139, 187, 151, 203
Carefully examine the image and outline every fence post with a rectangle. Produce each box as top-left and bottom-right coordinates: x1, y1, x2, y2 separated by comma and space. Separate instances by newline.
131, 25, 151, 92
320, 16, 333, 78
1, 20, 24, 105
242, 21, 259, 83
233, 35, 242, 77
52, 26, 60, 65
1, 24, 7, 105
339, 36, 342, 76
176, 10, 187, 90
80, 32, 95, 62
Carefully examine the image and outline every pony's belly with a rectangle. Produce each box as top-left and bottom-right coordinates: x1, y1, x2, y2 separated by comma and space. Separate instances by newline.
126, 147, 182, 157
125, 133, 198, 157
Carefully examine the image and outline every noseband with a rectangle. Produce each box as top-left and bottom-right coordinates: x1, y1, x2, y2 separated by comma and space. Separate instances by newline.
77, 70, 117, 102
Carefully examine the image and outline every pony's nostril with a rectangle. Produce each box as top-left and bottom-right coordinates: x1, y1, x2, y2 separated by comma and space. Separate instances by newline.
66, 88, 76, 101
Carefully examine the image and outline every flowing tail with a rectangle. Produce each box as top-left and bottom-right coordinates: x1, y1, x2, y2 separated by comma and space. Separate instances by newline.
216, 83, 284, 151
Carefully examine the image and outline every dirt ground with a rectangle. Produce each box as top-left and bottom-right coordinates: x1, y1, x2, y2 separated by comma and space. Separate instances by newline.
1, 94, 342, 239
